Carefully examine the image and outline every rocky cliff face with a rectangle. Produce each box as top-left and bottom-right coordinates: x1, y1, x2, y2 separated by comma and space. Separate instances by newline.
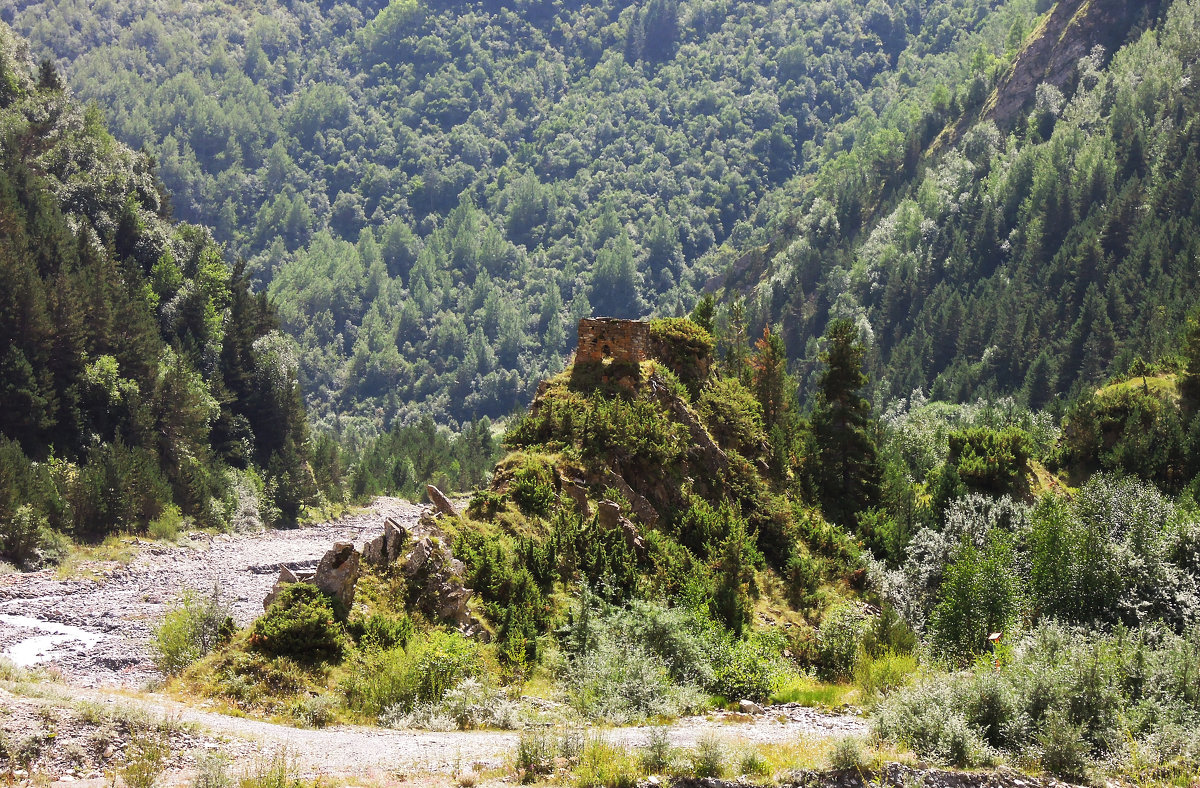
968, 0, 1164, 134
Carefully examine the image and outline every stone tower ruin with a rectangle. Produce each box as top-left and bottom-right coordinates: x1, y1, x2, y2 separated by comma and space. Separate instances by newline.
574, 318, 648, 365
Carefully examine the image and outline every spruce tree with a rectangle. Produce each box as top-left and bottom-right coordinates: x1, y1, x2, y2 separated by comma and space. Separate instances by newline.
752, 326, 791, 433
811, 318, 880, 528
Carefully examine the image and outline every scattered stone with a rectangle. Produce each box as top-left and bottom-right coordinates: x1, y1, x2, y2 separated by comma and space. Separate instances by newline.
437, 584, 474, 626
621, 519, 646, 557
426, 484, 457, 518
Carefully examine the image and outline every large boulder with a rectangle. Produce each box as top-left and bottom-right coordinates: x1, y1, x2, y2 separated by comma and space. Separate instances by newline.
426, 484, 457, 518
312, 541, 360, 613
361, 531, 386, 566
597, 500, 621, 529
384, 517, 408, 563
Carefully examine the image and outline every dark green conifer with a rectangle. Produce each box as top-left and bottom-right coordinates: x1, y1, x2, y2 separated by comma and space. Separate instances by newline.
811, 318, 880, 528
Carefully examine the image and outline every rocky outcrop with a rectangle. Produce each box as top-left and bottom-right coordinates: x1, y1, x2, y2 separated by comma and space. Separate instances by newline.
962, 0, 1164, 137
399, 516, 487, 639
560, 478, 591, 517
362, 517, 408, 566
597, 499, 646, 557
312, 541, 360, 611
262, 565, 306, 609
263, 541, 360, 613
261, 511, 486, 639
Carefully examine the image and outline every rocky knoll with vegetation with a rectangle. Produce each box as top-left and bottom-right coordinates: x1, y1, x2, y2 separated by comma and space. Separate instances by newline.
8, 1, 1200, 786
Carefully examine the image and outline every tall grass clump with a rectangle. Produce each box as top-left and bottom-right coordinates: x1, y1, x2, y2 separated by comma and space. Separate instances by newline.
575, 736, 640, 788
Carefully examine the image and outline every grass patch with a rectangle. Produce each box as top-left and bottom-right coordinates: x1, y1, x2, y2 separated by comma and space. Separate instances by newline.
575, 735, 641, 787
1095, 373, 1178, 403
771, 674, 857, 708
55, 534, 137, 579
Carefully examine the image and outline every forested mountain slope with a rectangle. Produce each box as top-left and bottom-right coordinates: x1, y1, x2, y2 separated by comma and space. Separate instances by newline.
6, 0, 1047, 434
731, 0, 1190, 407
0, 25, 312, 565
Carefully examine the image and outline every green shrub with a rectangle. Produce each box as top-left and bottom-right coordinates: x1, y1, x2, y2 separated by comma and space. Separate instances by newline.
191, 752, 233, 788
784, 548, 822, 609
562, 594, 717, 721
946, 427, 1032, 495
854, 649, 919, 699
961, 670, 1018, 748
250, 584, 345, 662
343, 630, 481, 717
1038, 711, 1088, 780
649, 317, 714, 393
0, 504, 69, 569
565, 639, 707, 723
514, 730, 556, 783
872, 679, 986, 767
690, 734, 726, 778
829, 736, 866, 771
860, 607, 918, 657
929, 535, 1022, 662
148, 504, 186, 541
151, 588, 235, 675
69, 440, 173, 538
737, 749, 770, 776
816, 604, 868, 681
239, 749, 307, 788
639, 727, 674, 774
585, 397, 690, 467
509, 456, 557, 515
119, 730, 167, 788
712, 636, 781, 702
353, 612, 412, 652
698, 377, 765, 457
290, 694, 339, 728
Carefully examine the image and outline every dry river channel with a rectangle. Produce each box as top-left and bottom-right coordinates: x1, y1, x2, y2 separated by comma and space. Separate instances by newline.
0, 498, 867, 784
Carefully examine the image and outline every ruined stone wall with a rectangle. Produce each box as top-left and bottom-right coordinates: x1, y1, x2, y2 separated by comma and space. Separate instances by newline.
575, 318, 649, 364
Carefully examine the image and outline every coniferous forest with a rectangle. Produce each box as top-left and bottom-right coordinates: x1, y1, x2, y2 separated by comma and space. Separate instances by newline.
4, 0, 1200, 784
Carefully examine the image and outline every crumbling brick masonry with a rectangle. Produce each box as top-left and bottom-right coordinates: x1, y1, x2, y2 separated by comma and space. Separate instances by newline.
574, 318, 649, 364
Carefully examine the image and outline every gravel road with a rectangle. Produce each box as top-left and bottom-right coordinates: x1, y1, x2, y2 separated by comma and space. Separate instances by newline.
0, 498, 867, 781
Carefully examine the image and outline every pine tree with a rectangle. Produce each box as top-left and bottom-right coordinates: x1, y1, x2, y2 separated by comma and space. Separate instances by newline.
751, 326, 792, 433
811, 318, 880, 528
